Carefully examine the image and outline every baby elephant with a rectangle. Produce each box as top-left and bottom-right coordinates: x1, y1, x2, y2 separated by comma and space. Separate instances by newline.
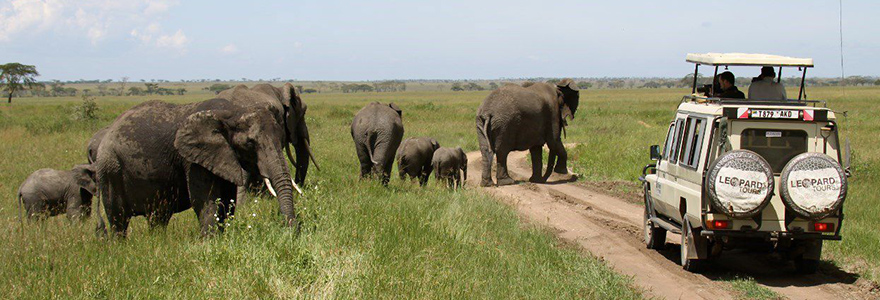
397, 137, 440, 186
432, 147, 468, 188
17, 164, 97, 221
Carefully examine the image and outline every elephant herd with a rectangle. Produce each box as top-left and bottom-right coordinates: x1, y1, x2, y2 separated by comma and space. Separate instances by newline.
16, 79, 580, 237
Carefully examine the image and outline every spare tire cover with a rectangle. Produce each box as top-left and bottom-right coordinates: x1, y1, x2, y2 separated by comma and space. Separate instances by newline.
706, 150, 775, 218
780, 153, 847, 220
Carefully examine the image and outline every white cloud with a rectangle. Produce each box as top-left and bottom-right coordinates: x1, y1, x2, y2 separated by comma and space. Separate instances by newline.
155, 29, 188, 53
0, 0, 183, 49
220, 44, 239, 55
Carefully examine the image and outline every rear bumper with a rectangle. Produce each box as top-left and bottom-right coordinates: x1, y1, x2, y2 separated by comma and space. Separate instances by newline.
701, 230, 841, 241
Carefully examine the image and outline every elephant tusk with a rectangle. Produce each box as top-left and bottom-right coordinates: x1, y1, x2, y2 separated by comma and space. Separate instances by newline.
263, 178, 278, 197
290, 176, 304, 196
304, 139, 320, 171
285, 144, 298, 169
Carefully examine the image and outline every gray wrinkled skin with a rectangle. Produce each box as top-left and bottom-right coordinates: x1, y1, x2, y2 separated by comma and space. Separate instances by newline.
95, 98, 297, 237
351, 102, 404, 186
397, 137, 440, 186
432, 147, 467, 188
18, 164, 96, 221
476, 79, 579, 186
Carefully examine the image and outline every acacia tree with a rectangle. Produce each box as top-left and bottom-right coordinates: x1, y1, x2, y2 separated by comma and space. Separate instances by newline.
0, 63, 40, 103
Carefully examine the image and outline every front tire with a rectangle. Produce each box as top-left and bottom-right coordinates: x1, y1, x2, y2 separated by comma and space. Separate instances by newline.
644, 185, 666, 249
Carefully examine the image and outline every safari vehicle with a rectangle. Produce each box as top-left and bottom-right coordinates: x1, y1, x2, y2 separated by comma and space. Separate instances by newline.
640, 53, 850, 273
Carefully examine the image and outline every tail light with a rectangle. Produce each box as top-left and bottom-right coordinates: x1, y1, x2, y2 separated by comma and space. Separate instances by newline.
812, 222, 835, 232
706, 220, 731, 230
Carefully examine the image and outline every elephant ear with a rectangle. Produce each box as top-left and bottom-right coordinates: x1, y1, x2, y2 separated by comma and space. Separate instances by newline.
174, 110, 246, 186
556, 78, 579, 119
389, 103, 402, 117
281, 83, 297, 110
430, 138, 440, 150
73, 164, 97, 196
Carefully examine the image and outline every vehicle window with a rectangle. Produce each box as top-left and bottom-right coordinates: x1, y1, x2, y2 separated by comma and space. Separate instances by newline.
670, 118, 685, 164
740, 129, 808, 173
685, 118, 705, 168
678, 118, 692, 163
662, 123, 675, 160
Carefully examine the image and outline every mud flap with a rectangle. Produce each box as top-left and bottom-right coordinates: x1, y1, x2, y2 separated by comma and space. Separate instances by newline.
685, 221, 710, 260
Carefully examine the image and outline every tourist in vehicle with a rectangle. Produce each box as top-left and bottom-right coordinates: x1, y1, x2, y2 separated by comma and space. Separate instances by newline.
748, 66, 787, 100
717, 71, 744, 99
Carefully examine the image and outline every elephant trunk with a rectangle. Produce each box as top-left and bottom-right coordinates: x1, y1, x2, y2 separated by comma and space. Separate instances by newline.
259, 153, 297, 227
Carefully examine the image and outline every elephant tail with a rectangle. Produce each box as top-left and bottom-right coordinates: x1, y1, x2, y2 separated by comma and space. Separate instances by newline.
365, 132, 378, 165
16, 190, 24, 228
476, 115, 494, 155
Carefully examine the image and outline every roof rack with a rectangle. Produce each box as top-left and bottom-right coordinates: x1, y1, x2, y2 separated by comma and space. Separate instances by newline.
681, 95, 826, 107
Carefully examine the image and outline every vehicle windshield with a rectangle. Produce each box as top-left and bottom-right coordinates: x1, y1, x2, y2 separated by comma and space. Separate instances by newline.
739, 128, 807, 173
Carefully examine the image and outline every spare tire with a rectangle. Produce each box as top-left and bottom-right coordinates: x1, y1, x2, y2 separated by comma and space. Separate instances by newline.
780, 153, 847, 220
706, 150, 775, 218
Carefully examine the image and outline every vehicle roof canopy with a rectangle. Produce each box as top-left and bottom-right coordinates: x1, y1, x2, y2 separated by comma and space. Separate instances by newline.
686, 53, 814, 67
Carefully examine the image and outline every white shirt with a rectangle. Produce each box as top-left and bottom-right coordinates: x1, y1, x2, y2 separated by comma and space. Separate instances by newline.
748, 77, 787, 100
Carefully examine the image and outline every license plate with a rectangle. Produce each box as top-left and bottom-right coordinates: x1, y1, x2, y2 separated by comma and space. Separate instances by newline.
750, 109, 798, 119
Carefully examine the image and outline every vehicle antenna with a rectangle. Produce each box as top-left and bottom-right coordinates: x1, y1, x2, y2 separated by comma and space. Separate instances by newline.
838, 0, 846, 98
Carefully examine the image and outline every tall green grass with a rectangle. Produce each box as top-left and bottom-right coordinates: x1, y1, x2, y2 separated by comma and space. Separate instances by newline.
0, 92, 641, 299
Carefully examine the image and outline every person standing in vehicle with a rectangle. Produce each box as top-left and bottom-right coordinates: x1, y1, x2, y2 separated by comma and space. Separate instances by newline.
717, 71, 745, 99
748, 66, 787, 100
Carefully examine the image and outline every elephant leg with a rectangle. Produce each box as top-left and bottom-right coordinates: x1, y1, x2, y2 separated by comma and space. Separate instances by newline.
529, 146, 546, 183
543, 153, 557, 180
355, 143, 372, 178
551, 140, 569, 174
419, 164, 432, 186
147, 209, 172, 229
495, 151, 515, 186
478, 144, 494, 187
187, 164, 232, 236
103, 178, 130, 237
65, 195, 86, 222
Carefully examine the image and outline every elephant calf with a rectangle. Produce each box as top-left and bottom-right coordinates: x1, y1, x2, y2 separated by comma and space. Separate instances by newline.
432, 147, 467, 188
397, 137, 440, 186
18, 164, 96, 221
351, 102, 404, 185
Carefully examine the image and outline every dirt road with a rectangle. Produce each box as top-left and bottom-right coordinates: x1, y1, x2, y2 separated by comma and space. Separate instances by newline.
466, 149, 870, 300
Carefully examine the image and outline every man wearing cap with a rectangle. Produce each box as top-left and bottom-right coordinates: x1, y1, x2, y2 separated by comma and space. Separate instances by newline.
717, 71, 745, 99
748, 66, 787, 100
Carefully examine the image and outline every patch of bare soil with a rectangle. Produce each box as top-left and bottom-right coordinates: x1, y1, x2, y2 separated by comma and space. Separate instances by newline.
467, 149, 875, 300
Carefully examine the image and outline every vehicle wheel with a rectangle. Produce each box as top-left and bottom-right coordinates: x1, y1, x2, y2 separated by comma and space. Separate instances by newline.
680, 220, 704, 272
795, 258, 819, 274
644, 187, 666, 249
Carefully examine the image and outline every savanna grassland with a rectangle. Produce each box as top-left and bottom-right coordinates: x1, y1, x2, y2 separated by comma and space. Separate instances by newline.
2, 84, 879, 299
0, 89, 641, 299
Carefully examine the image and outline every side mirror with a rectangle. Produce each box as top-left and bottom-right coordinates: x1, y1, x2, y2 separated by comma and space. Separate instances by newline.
650, 145, 662, 160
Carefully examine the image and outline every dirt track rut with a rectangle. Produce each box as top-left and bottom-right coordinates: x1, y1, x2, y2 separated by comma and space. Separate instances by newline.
466, 149, 870, 300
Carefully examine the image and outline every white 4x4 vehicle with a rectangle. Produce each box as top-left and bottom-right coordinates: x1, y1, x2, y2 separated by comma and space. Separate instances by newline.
641, 53, 850, 273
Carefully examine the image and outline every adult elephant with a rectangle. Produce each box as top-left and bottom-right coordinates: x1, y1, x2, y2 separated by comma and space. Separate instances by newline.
218, 83, 318, 187
476, 79, 579, 186
95, 98, 298, 237
351, 102, 404, 185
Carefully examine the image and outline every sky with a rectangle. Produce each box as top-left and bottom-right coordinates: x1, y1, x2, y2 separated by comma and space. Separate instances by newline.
0, 0, 877, 81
